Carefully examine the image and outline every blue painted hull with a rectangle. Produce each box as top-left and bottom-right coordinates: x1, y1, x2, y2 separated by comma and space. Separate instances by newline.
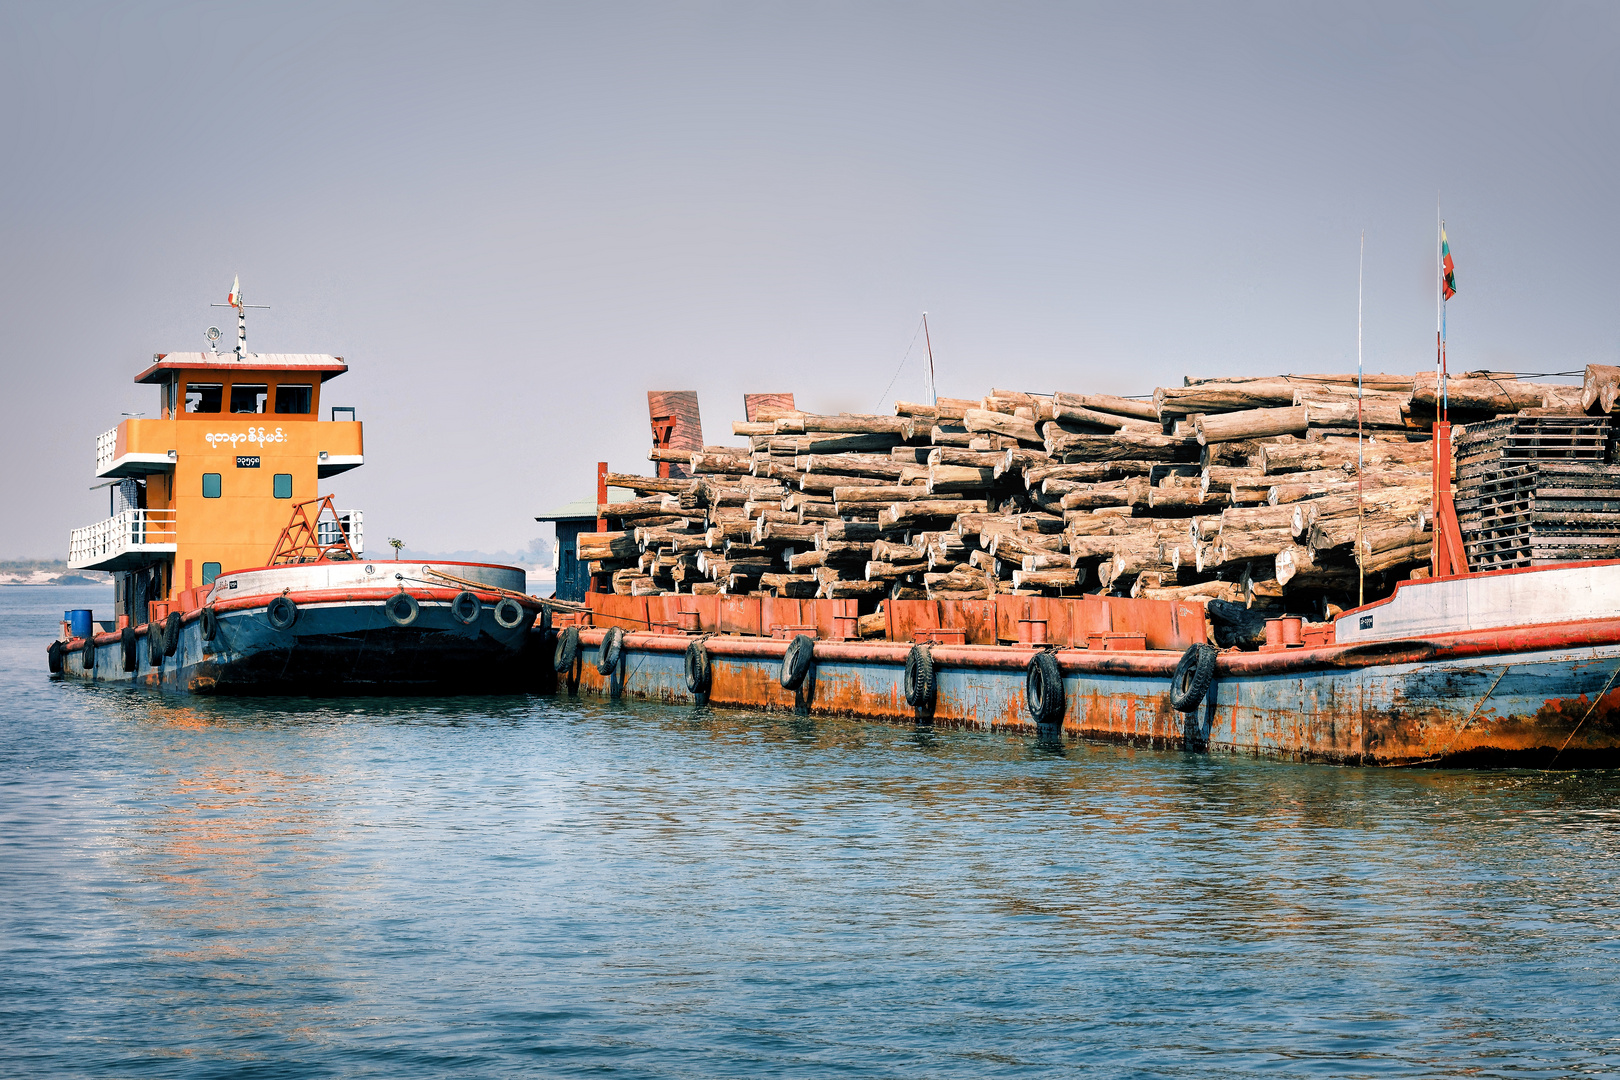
556, 631, 1620, 766
57, 599, 543, 694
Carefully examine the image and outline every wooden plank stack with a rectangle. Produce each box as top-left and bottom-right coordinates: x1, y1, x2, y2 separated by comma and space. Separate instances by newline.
1455, 415, 1620, 569
574, 369, 1605, 612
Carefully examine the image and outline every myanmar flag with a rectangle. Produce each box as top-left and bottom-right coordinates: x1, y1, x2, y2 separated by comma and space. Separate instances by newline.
1441, 227, 1456, 300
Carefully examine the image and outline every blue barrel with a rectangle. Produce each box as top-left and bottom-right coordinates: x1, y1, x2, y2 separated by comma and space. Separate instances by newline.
66, 609, 93, 640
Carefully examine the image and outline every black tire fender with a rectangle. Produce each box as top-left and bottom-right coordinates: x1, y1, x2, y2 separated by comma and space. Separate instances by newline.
450, 590, 481, 625
201, 606, 218, 642
904, 644, 936, 709
493, 597, 527, 630
121, 626, 138, 672
684, 638, 711, 695
163, 612, 181, 657
598, 626, 625, 673
268, 595, 300, 631
1170, 643, 1219, 713
553, 625, 581, 673
82, 635, 96, 670
780, 634, 815, 691
47, 640, 64, 675
1025, 651, 1065, 724
147, 622, 165, 665
383, 592, 419, 628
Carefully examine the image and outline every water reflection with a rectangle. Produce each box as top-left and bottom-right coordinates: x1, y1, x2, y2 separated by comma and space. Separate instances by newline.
5, 586, 1620, 1078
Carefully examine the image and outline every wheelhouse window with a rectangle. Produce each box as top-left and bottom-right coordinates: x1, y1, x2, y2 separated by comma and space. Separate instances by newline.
275, 384, 312, 414
273, 474, 293, 498
185, 383, 223, 413
202, 473, 222, 498
202, 562, 221, 585
230, 383, 268, 414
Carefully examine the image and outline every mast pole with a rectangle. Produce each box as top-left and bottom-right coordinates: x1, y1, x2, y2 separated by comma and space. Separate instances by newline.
1357, 230, 1365, 609
922, 312, 937, 406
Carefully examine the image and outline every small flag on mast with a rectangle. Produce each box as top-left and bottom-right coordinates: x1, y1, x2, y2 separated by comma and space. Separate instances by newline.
227, 275, 241, 309
1440, 228, 1456, 300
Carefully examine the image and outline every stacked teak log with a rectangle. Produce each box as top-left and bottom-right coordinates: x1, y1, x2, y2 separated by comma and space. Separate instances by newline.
577, 368, 1614, 613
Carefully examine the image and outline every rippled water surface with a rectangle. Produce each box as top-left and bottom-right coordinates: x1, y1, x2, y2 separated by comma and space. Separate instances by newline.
6, 585, 1620, 1078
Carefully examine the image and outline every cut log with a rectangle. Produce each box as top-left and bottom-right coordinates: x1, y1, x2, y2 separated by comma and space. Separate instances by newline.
1411, 372, 1555, 413
759, 573, 819, 598
962, 408, 1042, 444
783, 413, 909, 436
1582, 364, 1620, 414
1048, 402, 1164, 434
1046, 432, 1200, 462
577, 531, 638, 560
1156, 380, 1314, 416
865, 560, 928, 581
1195, 406, 1309, 444
878, 500, 990, 528
822, 519, 886, 542
927, 464, 997, 493
1011, 568, 1083, 591
802, 453, 908, 481
605, 472, 694, 495
830, 484, 943, 504
1140, 581, 1243, 603
1259, 438, 1431, 474
1025, 461, 1157, 488
1051, 391, 1161, 422
690, 451, 754, 475
800, 473, 889, 494
1274, 544, 1315, 586
820, 580, 888, 599
1293, 395, 1410, 429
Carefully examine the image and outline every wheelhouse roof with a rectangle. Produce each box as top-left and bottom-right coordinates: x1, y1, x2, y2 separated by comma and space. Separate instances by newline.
134, 353, 348, 384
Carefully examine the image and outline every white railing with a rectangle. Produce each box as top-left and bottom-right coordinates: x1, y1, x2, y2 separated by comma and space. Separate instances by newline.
68, 509, 178, 570
95, 426, 118, 475
317, 509, 364, 555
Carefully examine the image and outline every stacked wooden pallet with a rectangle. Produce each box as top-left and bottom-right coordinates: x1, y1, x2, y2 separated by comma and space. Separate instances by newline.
576, 371, 1599, 609
1455, 415, 1620, 569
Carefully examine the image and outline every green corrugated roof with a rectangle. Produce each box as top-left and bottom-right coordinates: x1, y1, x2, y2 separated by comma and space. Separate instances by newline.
535, 488, 637, 522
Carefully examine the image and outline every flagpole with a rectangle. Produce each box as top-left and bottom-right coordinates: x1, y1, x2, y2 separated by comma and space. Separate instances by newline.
1357, 230, 1365, 609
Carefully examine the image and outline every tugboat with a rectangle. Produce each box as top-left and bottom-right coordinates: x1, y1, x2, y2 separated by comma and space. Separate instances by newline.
47, 283, 546, 693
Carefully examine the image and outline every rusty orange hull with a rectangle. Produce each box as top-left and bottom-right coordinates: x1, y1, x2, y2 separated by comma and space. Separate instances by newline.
553, 620, 1620, 767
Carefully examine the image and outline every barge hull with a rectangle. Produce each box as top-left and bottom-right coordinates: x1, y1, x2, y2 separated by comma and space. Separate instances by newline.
555, 627, 1620, 767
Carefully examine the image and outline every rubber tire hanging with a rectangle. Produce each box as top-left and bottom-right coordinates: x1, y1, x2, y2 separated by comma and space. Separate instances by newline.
163, 612, 181, 656
47, 640, 63, 675
598, 626, 625, 674
450, 591, 481, 625
904, 644, 936, 709
1024, 652, 1065, 724
553, 625, 580, 673
121, 627, 138, 672
383, 593, 419, 628
148, 622, 165, 665
493, 597, 527, 630
780, 634, 815, 691
201, 607, 218, 642
268, 595, 300, 631
685, 638, 711, 695
1170, 643, 1219, 713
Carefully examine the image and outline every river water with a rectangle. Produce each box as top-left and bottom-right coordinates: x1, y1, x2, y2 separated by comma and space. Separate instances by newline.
5, 584, 1620, 1078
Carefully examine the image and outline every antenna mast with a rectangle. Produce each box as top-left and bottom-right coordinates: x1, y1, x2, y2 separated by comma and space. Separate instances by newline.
211, 275, 270, 361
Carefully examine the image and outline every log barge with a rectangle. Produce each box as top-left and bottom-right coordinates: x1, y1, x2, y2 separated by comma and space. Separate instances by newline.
47, 284, 543, 693
537, 369, 1620, 766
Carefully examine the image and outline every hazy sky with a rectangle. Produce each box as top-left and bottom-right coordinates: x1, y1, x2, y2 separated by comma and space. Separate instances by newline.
3, 2, 1616, 557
